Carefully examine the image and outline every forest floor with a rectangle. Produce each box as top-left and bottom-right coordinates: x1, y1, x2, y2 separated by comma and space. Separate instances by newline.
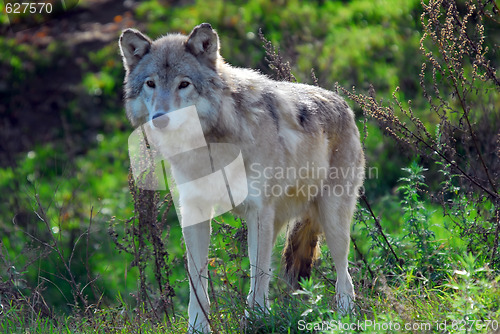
1, 0, 141, 167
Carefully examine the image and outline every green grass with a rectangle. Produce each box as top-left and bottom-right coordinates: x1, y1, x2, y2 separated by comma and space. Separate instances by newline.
2, 258, 499, 333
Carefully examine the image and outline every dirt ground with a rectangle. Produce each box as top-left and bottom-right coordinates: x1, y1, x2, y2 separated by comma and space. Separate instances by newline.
0, 0, 146, 167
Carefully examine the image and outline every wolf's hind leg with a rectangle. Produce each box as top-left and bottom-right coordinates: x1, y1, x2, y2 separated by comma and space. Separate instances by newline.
318, 124, 364, 314
183, 221, 211, 333
317, 192, 357, 314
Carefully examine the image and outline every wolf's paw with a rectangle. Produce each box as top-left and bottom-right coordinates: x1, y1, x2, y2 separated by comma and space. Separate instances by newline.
187, 318, 210, 334
243, 302, 270, 329
336, 293, 356, 316
242, 308, 265, 332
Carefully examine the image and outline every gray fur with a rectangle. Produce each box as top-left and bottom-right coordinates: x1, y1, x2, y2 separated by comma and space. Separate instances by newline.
119, 23, 365, 334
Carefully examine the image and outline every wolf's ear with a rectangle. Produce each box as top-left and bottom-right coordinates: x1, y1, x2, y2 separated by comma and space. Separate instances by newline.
119, 29, 152, 71
185, 23, 220, 66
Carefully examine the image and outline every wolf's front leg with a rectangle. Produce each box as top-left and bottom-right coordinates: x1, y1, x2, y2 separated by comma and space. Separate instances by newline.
246, 205, 275, 313
183, 221, 211, 333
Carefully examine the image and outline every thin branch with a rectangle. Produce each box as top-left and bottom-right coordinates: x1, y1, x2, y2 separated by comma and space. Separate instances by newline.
360, 195, 402, 266
351, 235, 374, 280
491, 208, 500, 266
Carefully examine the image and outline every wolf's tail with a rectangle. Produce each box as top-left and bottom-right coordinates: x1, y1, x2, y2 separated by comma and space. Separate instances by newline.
282, 218, 321, 289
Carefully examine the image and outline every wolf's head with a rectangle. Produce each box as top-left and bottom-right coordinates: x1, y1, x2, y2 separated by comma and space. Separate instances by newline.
119, 23, 225, 129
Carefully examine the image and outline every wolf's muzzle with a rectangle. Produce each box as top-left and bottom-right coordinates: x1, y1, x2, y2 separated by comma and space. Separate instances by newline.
152, 112, 169, 129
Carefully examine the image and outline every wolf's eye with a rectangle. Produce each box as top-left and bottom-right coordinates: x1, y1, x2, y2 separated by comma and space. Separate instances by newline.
178, 81, 190, 89
146, 80, 155, 88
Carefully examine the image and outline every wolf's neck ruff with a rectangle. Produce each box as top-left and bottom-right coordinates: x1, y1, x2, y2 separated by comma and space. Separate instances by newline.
127, 104, 248, 228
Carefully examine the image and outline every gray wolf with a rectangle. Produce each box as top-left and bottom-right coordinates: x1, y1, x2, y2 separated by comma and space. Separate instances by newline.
119, 23, 365, 333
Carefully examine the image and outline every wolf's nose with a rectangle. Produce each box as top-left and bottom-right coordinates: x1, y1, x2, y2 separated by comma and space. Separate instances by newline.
152, 112, 169, 129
